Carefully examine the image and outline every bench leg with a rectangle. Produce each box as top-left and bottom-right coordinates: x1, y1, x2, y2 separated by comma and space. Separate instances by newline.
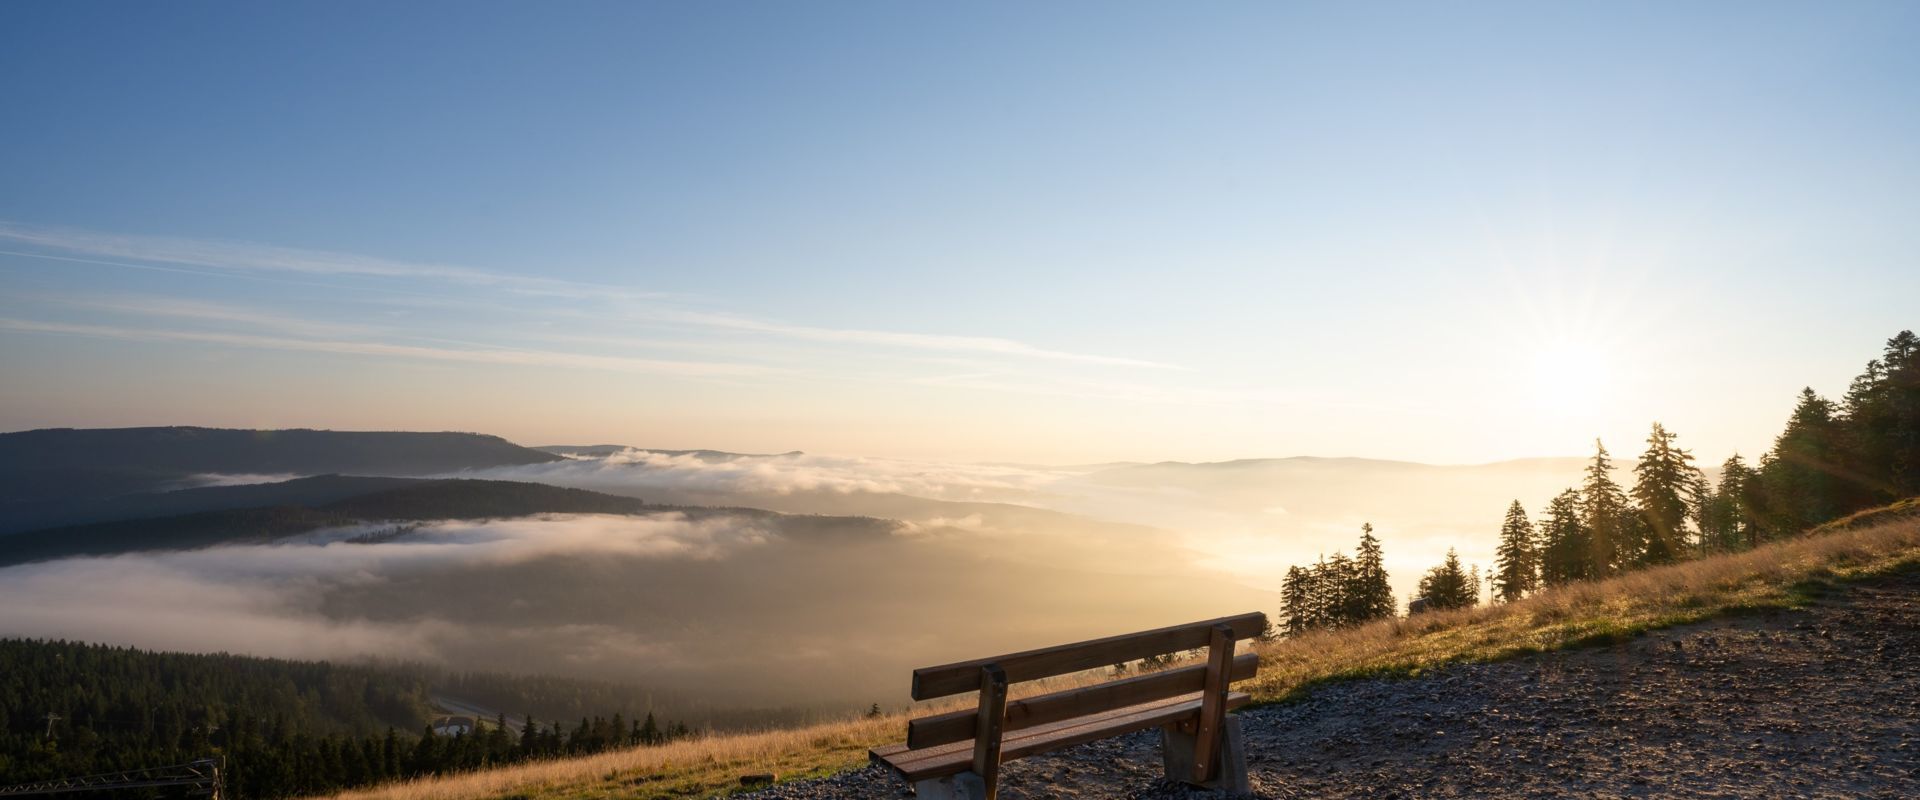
914, 772, 987, 800
1160, 716, 1250, 793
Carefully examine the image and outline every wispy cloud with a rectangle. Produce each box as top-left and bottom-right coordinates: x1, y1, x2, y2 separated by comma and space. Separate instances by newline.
1, 220, 1177, 372
647, 310, 1179, 369
0, 318, 777, 377
50, 294, 382, 338
0, 222, 659, 301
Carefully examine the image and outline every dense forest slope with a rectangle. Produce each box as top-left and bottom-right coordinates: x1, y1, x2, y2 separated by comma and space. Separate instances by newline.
0, 475, 420, 534
0, 478, 844, 566
0, 639, 725, 798
0, 427, 561, 506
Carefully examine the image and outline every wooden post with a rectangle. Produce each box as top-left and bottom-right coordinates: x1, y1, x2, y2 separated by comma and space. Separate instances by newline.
972, 663, 1009, 799
1189, 623, 1234, 783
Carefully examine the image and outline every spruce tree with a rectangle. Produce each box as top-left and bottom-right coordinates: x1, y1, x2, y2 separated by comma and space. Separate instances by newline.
1582, 439, 1630, 573
1839, 331, 1920, 501
518, 715, 538, 757
1704, 454, 1756, 551
1631, 422, 1702, 566
1415, 549, 1478, 612
1322, 551, 1356, 627
409, 725, 440, 775
1886, 331, 1920, 497
1349, 523, 1396, 621
1756, 388, 1846, 534
1492, 500, 1537, 601
1538, 488, 1587, 585
1279, 565, 1313, 636
1687, 470, 1715, 556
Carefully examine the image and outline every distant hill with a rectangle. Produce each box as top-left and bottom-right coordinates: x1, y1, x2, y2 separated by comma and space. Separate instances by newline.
0, 505, 361, 565
323, 478, 652, 519
0, 426, 562, 504
0, 478, 886, 566
536, 444, 803, 460
0, 474, 423, 533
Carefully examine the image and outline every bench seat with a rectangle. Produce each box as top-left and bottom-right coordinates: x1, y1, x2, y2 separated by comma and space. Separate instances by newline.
871, 689, 1252, 782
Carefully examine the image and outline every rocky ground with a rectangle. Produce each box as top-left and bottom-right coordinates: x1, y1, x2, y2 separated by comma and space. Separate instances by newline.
743, 569, 1920, 799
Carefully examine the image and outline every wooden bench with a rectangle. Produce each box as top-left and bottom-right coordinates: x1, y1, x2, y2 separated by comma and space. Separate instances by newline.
871, 612, 1266, 799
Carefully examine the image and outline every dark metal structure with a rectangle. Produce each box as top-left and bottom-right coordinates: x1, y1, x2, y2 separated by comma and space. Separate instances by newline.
0, 759, 222, 800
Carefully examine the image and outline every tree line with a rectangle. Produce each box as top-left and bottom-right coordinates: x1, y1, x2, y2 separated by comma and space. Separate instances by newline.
1282, 329, 1919, 628
0, 639, 695, 798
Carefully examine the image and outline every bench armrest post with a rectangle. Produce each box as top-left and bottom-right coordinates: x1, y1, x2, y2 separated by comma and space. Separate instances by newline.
1190, 623, 1234, 783
971, 663, 1008, 799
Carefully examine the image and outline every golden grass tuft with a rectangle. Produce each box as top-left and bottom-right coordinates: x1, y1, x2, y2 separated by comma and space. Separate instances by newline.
315, 510, 1920, 800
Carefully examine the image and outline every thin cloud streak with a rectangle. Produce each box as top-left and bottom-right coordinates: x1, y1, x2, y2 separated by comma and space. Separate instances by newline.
649, 309, 1179, 369
48, 294, 383, 339
2, 221, 1176, 372
0, 318, 778, 377
0, 222, 661, 301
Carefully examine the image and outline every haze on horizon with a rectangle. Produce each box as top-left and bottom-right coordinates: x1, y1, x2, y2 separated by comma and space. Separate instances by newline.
4, 2, 1919, 466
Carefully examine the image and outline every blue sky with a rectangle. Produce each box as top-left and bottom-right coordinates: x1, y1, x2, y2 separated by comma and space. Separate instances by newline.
2, 1, 1917, 463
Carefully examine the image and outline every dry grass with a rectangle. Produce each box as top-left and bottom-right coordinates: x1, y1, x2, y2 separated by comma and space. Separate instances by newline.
1242, 512, 1920, 700
316, 512, 1920, 800
316, 713, 902, 800
317, 667, 1127, 800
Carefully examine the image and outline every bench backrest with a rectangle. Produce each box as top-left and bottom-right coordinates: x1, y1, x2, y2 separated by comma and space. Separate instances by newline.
904, 611, 1266, 749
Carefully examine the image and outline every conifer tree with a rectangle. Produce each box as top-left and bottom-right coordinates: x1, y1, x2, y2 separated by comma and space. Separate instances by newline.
518, 715, 538, 756
409, 725, 440, 775
1321, 551, 1356, 627
1839, 331, 1920, 500
1687, 470, 1715, 556
1279, 565, 1313, 636
1538, 488, 1587, 586
1885, 331, 1920, 497
1582, 439, 1631, 573
1415, 548, 1478, 612
1631, 422, 1702, 566
1756, 388, 1846, 534
1349, 523, 1396, 621
1703, 454, 1756, 551
1492, 500, 1537, 601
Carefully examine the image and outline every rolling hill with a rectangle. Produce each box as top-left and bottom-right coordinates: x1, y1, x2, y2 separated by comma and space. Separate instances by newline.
0, 478, 867, 566
0, 426, 562, 506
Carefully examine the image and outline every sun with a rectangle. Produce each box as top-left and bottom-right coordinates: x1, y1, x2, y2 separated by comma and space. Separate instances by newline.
1528, 338, 1614, 416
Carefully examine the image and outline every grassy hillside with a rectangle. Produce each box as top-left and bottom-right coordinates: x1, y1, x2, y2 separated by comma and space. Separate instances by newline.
314, 505, 1920, 800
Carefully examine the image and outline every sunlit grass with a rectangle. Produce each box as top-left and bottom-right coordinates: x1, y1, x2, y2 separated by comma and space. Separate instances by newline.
314, 510, 1920, 800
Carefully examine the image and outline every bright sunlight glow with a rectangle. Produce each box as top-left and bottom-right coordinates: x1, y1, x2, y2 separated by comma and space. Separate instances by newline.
1529, 339, 1614, 417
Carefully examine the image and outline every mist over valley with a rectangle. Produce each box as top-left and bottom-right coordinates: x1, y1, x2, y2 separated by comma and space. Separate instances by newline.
0, 427, 1619, 712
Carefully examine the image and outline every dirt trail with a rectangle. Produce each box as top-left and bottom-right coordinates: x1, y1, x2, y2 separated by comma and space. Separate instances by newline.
746, 569, 1920, 799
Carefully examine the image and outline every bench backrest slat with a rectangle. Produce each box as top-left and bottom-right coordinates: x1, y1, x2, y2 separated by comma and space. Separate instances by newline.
907, 651, 1258, 749
910, 611, 1266, 700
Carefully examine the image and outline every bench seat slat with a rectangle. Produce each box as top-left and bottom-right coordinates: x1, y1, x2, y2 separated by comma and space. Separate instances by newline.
870, 690, 1252, 782
907, 653, 1259, 749
911, 612, 1267, 700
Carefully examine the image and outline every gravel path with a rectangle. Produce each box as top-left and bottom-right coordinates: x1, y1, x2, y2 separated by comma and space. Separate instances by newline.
744, 569, 1920, 799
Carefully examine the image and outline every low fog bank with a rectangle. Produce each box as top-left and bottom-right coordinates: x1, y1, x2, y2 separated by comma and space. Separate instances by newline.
462, 450, 1633, 603
0, 510, 1270, 710
0, 448, 1641, 712
461, 449, 1075, 506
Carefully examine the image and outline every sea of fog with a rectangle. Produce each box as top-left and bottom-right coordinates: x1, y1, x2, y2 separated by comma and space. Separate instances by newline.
0, 449, 1621, 710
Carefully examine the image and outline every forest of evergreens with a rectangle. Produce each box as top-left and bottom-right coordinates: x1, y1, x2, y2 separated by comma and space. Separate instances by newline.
1283, 329, 1920, 629
0, 639, 695, 798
